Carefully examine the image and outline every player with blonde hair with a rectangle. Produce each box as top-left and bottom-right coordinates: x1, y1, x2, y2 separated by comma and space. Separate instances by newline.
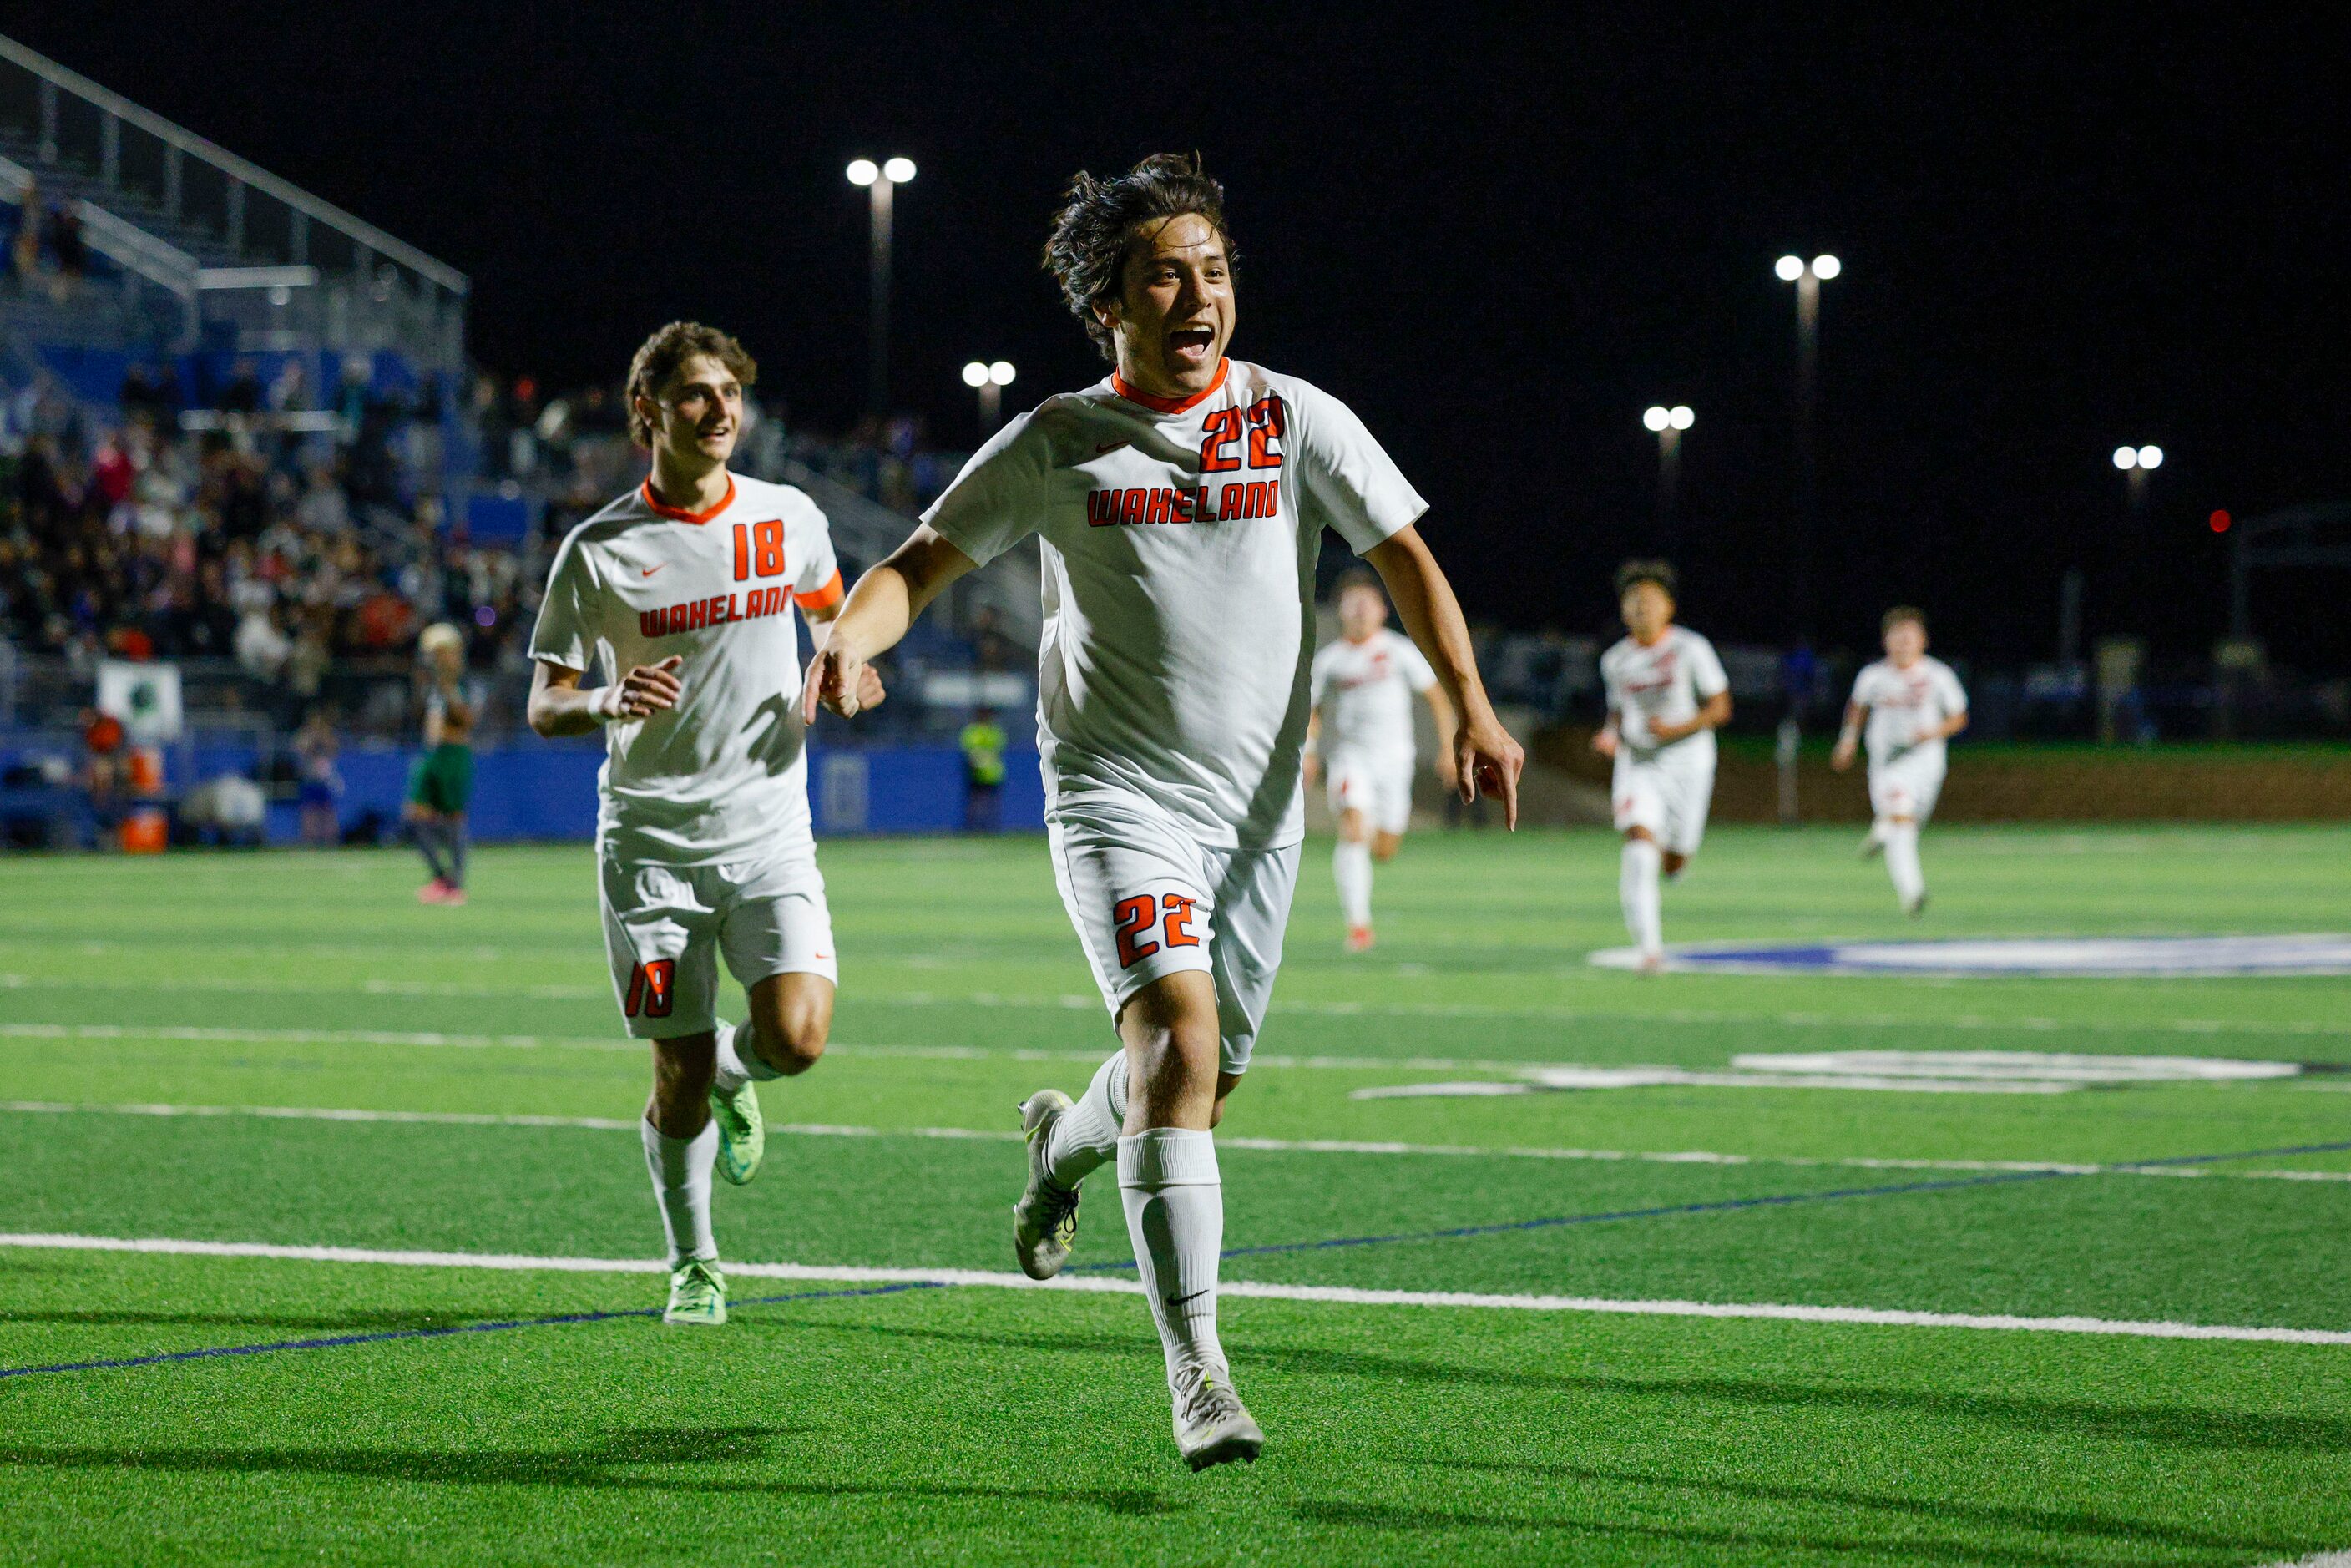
406, 620, 477, 904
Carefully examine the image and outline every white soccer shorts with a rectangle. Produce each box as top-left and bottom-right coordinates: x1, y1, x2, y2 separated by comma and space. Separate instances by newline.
1325, 746, 1415, 836
599, 842, 837, 1039
1611, 750, 1716, 857
1048, 807, 1302, 1076
1868, 751, 1947, 823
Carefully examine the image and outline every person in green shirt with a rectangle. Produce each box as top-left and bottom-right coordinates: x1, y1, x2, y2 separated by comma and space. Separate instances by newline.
407, 622, 478, 903
960, 706, 1006, 832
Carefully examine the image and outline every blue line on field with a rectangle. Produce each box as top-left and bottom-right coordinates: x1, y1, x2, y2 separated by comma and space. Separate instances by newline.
0, 1280, 942, 1382
1069, 1138, 2351, 1272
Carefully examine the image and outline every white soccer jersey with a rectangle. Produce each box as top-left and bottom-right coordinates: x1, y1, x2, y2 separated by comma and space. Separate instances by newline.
529, 473, 844, 865
1600, 625, 1729, 761
923, 358, 1426, 850
1312, 630, 1436, 759
1851, 655, 1968, 767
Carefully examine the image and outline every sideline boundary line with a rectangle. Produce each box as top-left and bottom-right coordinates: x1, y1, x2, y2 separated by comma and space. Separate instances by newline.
3, 1234, 2348, 1380
6, 1100, 2350, 1183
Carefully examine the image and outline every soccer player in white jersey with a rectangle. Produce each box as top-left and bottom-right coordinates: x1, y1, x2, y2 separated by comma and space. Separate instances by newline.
802, 155, 1524, 1469
1833, 606, 1969, 915
525, 322, 882, 1327
1594, 560, 1731, 974
1306, 569, 1456, 951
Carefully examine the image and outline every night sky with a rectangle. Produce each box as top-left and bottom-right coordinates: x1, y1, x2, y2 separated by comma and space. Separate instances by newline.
12, 5, 2346, 667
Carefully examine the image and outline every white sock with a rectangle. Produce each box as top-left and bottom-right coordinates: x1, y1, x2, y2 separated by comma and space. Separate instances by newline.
1333, 838, 1373, 929
642, 1117, 718, 1266
712, 1019, 781, 1095
1886, 821, 1925, 906
1044, 1050, 1126, 1190
1118, 1129, 1226, 1384
1620, 837, 1663, 955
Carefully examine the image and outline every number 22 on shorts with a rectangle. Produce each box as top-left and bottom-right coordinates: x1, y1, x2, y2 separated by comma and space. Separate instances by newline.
1113, 893, 1201, 969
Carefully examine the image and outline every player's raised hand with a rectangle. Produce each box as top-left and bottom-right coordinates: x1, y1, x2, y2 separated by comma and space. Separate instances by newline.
597, 655, 683, 721
1455, 712, 1525, 830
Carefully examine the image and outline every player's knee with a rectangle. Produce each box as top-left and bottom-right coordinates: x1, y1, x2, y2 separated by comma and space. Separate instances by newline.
1625, 826, 1657, 845
1337, 810, 1368, 844
1661, 851, 1688, 876
765, 1021, 827, 1075
1372, 832, 1400, 862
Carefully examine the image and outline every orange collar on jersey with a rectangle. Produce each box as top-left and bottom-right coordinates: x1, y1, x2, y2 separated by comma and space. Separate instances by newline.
1111, 358, 1228, 416
639, 473, 736, 524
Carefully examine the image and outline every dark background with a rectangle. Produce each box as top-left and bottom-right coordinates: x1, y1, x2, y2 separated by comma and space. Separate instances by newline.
8, 4, 2345, 665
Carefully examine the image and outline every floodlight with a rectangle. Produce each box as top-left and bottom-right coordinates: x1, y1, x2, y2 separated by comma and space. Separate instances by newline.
988, 361, 1016, 386
847, 159, 879, 186
1668, 405, 1695, 430
882, 157, 917, 183
2136, 444, 2163, 470
1642, 406, 1670, 432
1775, 255, 1805, 281
963, 362, 989, 387
1811, 254, 1842, 280
2113, 446, 2139, 470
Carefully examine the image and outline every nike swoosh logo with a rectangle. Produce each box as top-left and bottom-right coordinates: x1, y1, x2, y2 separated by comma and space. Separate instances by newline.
1095, 441, 1129, 456
1164, 1288, 1212, 1308
640, 564, 666, 578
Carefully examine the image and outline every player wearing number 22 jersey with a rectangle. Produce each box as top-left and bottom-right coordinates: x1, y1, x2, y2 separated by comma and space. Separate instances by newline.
528, 321, 877, 1331
805, 155, 1524, 1470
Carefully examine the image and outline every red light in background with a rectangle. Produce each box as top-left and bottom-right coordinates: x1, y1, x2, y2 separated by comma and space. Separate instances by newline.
2210, 509, 2232, 534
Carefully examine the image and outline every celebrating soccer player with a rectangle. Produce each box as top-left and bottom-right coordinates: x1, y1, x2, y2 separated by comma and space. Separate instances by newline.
804, 155, 1524, 1469
525, 322, 882, 1327
1305, 570, 1458, 951
1833, 606, 1969, 914
1594, 560, 1731, 973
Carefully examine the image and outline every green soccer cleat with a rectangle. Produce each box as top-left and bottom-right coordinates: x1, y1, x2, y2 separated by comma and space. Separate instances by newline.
709, 1078, 765, 1186
663, 1259, 727, 1326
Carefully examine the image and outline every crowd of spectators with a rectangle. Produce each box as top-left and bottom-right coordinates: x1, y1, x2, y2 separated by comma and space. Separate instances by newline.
2, 362, 533, 735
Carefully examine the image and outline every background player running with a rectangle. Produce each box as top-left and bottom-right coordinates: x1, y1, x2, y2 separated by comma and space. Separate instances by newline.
526, 321, 881, 1327
1594, 560, 1730, 973
804, 155, 1523, 1470
405, 621, 478, 903
1305, 569, 1457, 951
1834, 606, 1969, 915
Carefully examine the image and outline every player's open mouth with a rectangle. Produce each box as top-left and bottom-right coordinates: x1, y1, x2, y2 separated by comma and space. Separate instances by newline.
1167, 326, 1216, 364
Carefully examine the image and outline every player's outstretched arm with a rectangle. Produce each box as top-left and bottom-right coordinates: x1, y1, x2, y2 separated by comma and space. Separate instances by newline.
803, 526, 978, 723
1363, 524, 1524, 829
528, 657, 681, 737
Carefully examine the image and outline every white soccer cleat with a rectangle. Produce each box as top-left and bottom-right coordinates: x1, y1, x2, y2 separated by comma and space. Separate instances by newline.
1012, 1089, 1080, 1280
1906, 891, 1931, 919
1171, 1363, 1263, 1471
1859, 829, 1886, 860
1634, 948, 1666, 976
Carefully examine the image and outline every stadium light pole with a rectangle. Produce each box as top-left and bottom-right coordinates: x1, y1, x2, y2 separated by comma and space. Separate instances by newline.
848, 156, 917, 415
1776, 253, 1839, 633
963, 359, 1016, 433
1642, 404, 1694, 539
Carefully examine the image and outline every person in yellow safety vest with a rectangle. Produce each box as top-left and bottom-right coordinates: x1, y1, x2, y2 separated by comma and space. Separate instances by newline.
960, 706, 1006, 832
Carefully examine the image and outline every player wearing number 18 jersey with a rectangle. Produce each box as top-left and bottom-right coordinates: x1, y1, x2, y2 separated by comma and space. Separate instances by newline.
526, 322, 880, 1328
805, 155, 1524, 1469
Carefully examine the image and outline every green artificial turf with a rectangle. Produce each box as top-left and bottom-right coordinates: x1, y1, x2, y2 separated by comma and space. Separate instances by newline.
3, 825, 2348, 1565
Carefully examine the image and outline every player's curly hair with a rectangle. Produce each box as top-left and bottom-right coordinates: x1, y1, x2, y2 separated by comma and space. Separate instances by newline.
1614, 559, 1678, 599
625, 321, 757, 448
1883, 605, 1928, 634
1043, 153, 1235, 362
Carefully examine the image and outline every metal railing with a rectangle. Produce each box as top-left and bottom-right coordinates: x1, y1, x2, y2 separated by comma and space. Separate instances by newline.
0, 32, 468, 367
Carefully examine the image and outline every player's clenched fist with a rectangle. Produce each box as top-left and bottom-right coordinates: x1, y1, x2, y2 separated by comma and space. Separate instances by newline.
596, 655, 685, 721
802, 645, 887, 723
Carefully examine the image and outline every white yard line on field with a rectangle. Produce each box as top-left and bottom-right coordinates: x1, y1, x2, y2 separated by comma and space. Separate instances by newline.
3, 971, 2345, 1039
4, 1098, 2346, 1184
5, 1232, 2348, 1347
